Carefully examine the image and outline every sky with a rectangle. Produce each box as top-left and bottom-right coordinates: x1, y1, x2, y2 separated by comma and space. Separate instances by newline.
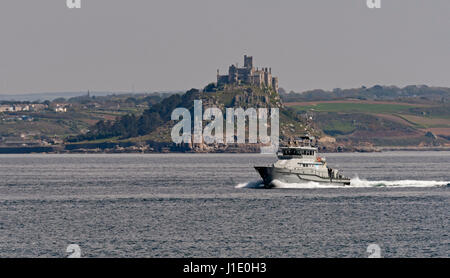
0, 0, 449, 95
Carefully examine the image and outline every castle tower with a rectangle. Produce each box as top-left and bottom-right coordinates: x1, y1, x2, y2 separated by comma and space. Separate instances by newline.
228, 64, 238, 83
272, 77, 279, 93
264, 68, 272, 88
244, 55, 253, 69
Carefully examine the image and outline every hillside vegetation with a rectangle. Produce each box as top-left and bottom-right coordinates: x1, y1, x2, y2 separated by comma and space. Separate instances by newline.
69, 85, 312, 148
283, 86, 450, 150
4, 84, 449, 152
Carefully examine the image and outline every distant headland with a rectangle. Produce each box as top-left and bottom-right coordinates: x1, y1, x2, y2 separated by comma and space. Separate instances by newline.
1, 55, 450, 154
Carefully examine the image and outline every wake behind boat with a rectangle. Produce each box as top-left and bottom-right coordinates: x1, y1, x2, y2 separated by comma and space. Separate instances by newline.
255, 135, 351, 188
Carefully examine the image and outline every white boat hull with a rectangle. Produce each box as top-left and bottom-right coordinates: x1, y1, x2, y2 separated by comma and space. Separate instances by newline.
255, 166, 351, 188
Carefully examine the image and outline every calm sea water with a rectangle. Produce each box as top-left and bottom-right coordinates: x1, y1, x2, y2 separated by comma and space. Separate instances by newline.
0, 152, 448, 258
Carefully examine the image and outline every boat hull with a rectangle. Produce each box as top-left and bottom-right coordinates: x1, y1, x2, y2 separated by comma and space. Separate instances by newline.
255, 166, 351, 188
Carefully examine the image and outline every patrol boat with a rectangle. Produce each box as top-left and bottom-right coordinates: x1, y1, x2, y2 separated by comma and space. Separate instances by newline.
255, 136, 351, 188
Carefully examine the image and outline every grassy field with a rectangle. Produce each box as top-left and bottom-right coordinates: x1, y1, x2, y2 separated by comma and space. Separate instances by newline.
320, 120, 356, 135
0, 110, 120, 139
287, 101, 450, 145
291, 102, 422, 114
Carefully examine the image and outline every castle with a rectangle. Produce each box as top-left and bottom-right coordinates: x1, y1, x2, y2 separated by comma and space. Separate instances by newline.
217, 55, 279, 93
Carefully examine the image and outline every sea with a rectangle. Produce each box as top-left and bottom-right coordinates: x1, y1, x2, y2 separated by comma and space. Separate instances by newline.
0, 151, 448, 257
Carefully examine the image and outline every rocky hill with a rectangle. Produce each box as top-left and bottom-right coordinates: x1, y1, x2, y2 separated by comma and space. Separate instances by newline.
67, 84, 314, 152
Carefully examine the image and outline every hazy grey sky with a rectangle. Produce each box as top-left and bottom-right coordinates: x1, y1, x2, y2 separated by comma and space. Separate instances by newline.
0, 0, 449, 94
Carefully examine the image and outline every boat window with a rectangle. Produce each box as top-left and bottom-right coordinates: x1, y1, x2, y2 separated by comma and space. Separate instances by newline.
283, 149, 298, 156
283, 149, 303, 156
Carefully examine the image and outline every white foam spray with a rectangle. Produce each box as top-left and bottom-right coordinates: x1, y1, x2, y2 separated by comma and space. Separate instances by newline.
235, 180, 265, 189
235, 177, 450, 189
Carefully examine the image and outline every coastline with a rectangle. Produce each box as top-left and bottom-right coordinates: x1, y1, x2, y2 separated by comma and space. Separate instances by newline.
1, 145, 450, 154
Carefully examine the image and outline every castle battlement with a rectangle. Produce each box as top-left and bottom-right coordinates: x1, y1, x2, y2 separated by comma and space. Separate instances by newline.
217, 55, 279, 93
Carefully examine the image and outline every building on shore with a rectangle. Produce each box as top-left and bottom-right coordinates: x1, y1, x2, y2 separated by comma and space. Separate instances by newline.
217, 55, 279, 93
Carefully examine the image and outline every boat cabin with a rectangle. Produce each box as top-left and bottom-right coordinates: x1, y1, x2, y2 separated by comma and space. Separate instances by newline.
277, 147, 318, 159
